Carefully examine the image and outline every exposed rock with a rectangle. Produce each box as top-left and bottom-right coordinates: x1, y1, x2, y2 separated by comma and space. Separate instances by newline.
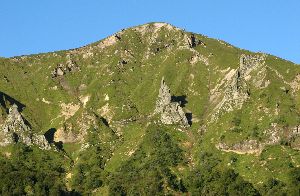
32, 135, 51, 150
264, 123, 281, 145
155, 77, 171, 114
216, 123, 300, 154
217, 140, 262, 154
51, 54, 80, 78
79, 95, 90, 108
54, 111, 98, 144
210, 54, 266, 122
0, 104, 51, 149
161, 102, 189, 126
239, 54, 266, 77
290, 74, 300, 94
98, 103, 114, 123
60, 102, 80, 121
56, 67, 64, 76
189, 53, 209, 65
54, 124, 82, 143
291, 125, 300, 136
1, 104, 31, 145
155, 78, 189, 127
96, 34, 119, 50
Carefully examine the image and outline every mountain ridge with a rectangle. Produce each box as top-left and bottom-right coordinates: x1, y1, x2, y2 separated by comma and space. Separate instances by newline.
0, 22, 299, 195
3, 22, 298, 65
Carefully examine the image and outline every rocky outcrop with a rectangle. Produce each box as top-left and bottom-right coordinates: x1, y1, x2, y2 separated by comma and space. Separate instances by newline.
239, 54, 266, 77
210, 54, 266, 121
0, 104, 51, 150
188, 34, 205, 48
161, 102, 189, 126
155, 77, 172, 114
32, 135, 52, 150
155, 78, 189, 127
51, 54, 80, 78
217, 140, 262, 154
291, 125, 300, 137
216, 123, 300, 154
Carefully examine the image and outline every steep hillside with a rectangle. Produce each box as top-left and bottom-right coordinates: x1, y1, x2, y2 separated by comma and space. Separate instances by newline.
0, 22, 299, 195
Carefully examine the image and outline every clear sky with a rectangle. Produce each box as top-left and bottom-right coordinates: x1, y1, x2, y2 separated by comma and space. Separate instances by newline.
1, 1, 299, 63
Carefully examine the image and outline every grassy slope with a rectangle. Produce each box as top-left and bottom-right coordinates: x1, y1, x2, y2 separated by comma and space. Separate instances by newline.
0, 23, 299, 193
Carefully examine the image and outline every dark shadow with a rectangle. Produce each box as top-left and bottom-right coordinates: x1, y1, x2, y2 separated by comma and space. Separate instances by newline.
100, 117, 110, 127
22, 116, 32, 129
63, 190, 82, 196
12, 132, 19, 143
185, 113, 193, 126
171, 95, 188, 107
44, 128, 56, 143
93, 111, 110, 128
44, 128, 65, 151
0, 91, 26, 113
190, 34, 197, 47
54, 141, 64, 151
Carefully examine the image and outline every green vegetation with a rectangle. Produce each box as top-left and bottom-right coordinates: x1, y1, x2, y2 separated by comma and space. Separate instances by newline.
0, 22, 299, 195
0, 144, 69, 195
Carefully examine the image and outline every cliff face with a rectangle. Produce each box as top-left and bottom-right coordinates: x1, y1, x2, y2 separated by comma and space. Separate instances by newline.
0, 22, 299, 193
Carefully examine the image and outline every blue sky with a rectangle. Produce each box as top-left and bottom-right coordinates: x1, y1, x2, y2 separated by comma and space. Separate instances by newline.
1, 1, 299, 63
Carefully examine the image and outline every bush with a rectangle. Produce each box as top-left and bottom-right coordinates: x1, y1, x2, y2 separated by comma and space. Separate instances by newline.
0, 144, 68, 195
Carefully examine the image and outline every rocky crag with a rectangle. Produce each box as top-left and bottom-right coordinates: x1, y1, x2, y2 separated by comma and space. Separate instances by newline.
210, 54, 267, 122
155, 77, 189, 127
0, 104, 50, 150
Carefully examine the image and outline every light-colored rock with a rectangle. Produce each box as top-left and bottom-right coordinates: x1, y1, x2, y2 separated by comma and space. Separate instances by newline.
210, 54, 266, 122
161, 102, 189, 126
79, 95, 90, 107
56, 67, 64, 76
60, 103, 80, 120
155, 77, 171, 114
98, 103, 114, 123
0, 104, 51, 149
155, 77, 189, 127
216, 140, 262, 154
1, 104, 31, 145
32, 135, 51, 150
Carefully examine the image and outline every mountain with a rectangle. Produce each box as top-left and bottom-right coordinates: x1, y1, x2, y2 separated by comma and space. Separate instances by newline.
0, 22, 299, 195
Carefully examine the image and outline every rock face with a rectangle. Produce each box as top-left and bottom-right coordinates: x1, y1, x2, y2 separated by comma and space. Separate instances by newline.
211, 54, 266, 121
155, 78, 189, 127
155, 77, 172, 114
1, 104, 31, 145
0, 104, 51, 150
239, 54, 266, 76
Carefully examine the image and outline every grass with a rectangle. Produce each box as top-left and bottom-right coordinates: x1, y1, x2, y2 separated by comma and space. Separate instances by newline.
0, 22, 299, 194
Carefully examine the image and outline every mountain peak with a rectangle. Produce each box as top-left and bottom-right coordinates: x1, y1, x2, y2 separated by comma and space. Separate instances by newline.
0, 21, 300, 195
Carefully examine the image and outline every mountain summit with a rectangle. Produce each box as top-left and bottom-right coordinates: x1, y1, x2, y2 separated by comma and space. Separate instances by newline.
0, 23, 299, 195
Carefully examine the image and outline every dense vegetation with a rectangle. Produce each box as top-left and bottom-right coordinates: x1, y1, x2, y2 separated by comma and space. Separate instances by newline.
0, 144, 68, 195
1, 127, 299, 195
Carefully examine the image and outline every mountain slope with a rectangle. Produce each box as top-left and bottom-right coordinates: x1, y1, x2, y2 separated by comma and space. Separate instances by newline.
0, 22, 299, 195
